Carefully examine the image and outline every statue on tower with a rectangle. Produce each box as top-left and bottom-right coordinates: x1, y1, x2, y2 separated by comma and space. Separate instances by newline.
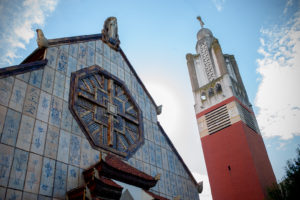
197, 16, 205, 28
102, 16, 120, 49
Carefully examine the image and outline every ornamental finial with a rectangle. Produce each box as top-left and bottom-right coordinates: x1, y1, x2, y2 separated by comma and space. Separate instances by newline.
197, 16, 204, 28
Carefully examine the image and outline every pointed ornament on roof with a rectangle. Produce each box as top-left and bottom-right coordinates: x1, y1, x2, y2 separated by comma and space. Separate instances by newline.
102, 16, 120, 50
36, 29, 49, 49
197, 16, 205, 28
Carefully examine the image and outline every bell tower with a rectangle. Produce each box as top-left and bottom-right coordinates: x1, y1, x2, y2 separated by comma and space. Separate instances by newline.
186, 17, 276, 200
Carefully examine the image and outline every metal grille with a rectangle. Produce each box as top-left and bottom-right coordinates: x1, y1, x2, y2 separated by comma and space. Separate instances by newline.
205, 105, 231, 134
237, 104, 259, 133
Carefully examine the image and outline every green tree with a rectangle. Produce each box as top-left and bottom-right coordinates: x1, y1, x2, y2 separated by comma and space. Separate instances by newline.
267, 146, 300, 200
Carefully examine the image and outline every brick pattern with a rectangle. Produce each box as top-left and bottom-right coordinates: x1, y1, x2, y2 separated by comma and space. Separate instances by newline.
0, 39, 199, 200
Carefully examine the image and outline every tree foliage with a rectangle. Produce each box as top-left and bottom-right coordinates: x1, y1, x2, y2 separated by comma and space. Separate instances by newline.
267, 146, 300, 200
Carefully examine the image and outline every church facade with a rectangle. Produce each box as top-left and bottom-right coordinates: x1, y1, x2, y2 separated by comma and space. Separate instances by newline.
186, 18, 276, 200
0, 17, 201, 200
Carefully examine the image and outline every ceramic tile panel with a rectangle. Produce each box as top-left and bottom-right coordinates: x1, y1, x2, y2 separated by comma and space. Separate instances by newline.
110, 49, 119, 65
76, 62, 86, 71
117, 67, 124, 81
67, 56, 77, 77
0, 144, 14, 187
95, 53, 103, 67
53, 162, 67, 198
16, 115, 35, 151
38, 195, 51, 200
123, 61, 130, 73
41, 66, 55, 93
103, 43, 110, 59
143, 162, 150, 175
87, 46, 95, 66
95, 40, 103, 54
103, 57, 110, 72
57, 130, 70, 163
44, 125, 59, 160
9, 79, 27, 112
157, 168, 165, 194
167, 150, 175, 173
0, 187, 5, 200
49, 96, 63, 128
5, 189, 22, 200
30, 120, 47, 155
135, 160, 143, 172
53, 71, 65, 99
22, 192, 38, 200
23, 85, 40, 118
71, 117, 82, 136
24, 153, 42, 193
1, 109, 21, 146
69, 44, 78, 58
78, 43, 87, 64
142, 140, 150, 163
91, 149, 100, 165
124, 71, 131, 89
60, 45, 69, 54
153, 124, 160, 145
80, 138, 92, 169
63, 77, 70, 102
67, 165, 79, 191
0, 77, 14, 107
128, 157, 135, 168
155, 145, 162, 168
46, 47, 58, 69
57, 50, 68, 74
61, 101, 72, 132
16, 72, 30, 83
29, 70, 43, 89
149, 141, 156, 166
69, 134, 81, 167
161, 148, 169, 170
134, 146, 142, 161
36, 91, 51, 123
8, 149, 29, 190
78, 168, 84, 186
0, 105, 7, 136
147, 121, 154, 142
39, 157, 55, 196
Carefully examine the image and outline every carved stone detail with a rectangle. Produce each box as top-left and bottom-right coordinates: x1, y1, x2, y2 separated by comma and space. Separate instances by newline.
199, 42, 216, 82
101, 17, 120, 50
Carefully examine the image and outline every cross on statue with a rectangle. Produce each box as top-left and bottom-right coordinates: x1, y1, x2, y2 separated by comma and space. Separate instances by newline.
197, 16, 205, 28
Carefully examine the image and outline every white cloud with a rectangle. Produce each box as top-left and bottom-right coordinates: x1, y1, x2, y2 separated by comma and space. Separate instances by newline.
211, 0, 225, 11
255, 8, 300, 140
283, 0, 293, 14
0, 0, 59, 66
192, 172, 213, 200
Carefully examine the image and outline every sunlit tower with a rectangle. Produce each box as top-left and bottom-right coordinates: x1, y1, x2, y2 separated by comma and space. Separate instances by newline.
186, 17, 276, 200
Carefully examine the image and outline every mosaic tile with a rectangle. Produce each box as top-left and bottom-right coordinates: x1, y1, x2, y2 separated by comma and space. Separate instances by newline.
46, 47, 58, 69
16, 72, 30, 83
149, 141, 156, 166
134, 146, 142, 161
57, 130, 70, 163
64, 77, 70, 102
143, 162, 150, 175
30, 120, 47, 155
39, 158, 55, 196
80, 138, 92, 169
155, 145, 162, 168
110, 49, 118, 64
142, 140, 150, 163
9, 79, 27, 112
0, 105, 7, 137
78, 43, 87, 64
153, 125, 161, 145
103, 43, 110, 59
123, 61, 130, 73
22, 192, 37, 200
67, 56, 77, 77
16, 115, 35, 151
77, 62, 86, 71
29, 69, 43, 88
0, 144, 14, 187
24, 153, 42, 193
5, 189, 22, 200
0, 77, 14, 107
124, 72, 131, 89
69, 43, 78, 58
23, 85, 40, 118
49, 96, 63, 128
117, 67, 124, 81
87, 46, 95, 66
95, 53, 103, 67
135, 160, 143, 172
1, 109, 21, 146
95, 40, 103, 54
36, 91, 51, 123
41, 66, 55, 93
157, 167, 164, 194
147, 121, 154, 142
44, 125, 59, 159
8, 149, 29, 190
167, 151, 175, 173
69, 134, 81, 167
67, 165, 79, 191
57, 49, 68, 74
53, 162, 67, 198
53, 71, 65, 99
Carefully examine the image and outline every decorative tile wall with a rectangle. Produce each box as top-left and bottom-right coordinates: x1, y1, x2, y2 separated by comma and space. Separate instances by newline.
0, 39, 199, 200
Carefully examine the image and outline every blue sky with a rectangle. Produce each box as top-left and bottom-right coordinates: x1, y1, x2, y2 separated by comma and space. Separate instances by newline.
0, 0, 299, 199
